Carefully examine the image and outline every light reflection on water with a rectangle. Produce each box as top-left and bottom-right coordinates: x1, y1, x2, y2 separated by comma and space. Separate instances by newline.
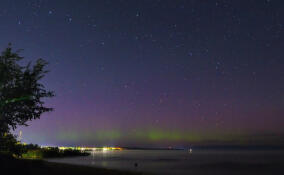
47, 149, 284, 175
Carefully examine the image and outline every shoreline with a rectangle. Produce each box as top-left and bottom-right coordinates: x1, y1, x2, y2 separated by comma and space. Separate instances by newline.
2, 156, 142, 175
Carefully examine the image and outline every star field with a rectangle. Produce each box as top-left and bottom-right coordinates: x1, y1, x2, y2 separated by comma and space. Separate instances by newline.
1, 0, 283, 146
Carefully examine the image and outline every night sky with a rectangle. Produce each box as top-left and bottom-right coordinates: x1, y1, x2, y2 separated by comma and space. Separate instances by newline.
1, 0, 284, 147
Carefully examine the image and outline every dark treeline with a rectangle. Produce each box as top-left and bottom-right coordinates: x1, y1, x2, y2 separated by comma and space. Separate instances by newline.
21, 144, 89, 159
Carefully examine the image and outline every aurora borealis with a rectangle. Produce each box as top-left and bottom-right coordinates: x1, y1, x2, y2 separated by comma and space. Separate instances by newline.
1, 0, 283, 147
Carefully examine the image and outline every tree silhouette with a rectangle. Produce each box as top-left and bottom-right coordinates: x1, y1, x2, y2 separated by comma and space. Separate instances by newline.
0, 44, 54, 154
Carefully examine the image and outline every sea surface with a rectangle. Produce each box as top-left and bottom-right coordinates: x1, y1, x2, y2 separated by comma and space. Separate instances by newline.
47, 148, 284, 175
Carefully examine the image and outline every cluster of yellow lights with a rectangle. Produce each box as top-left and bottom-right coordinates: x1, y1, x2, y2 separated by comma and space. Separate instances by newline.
53, 146, 123, 151
102, 147, 123, 151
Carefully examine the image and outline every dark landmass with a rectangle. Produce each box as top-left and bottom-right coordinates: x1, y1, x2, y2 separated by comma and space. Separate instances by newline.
122, 147, 184, 150
22, 147, 90, 159
1, 154, 142, 175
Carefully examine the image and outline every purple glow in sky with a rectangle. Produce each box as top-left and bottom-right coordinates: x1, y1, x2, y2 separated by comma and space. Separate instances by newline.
1, 0, 283, 146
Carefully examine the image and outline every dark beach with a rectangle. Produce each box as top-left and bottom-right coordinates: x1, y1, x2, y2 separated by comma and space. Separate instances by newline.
1, 155, 142, 175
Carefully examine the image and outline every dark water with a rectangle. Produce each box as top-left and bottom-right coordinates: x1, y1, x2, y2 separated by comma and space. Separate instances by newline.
47, 149, 284, 174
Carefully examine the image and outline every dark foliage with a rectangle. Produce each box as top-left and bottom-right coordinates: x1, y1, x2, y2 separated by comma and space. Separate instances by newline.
0, 132, 26, 156
40, 147, 89, 158
24, 143, 40, 150
0, 44, 54, 155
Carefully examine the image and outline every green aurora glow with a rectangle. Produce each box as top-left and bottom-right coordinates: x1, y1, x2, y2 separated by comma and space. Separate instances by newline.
51, 128, 282, 146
